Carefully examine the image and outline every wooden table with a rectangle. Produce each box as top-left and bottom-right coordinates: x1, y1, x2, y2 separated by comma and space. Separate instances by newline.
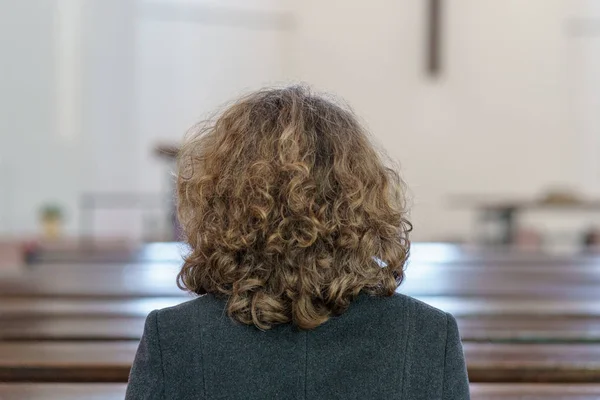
2, 341, 600, 383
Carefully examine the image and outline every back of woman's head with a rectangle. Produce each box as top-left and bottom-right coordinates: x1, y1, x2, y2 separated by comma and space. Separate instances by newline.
177, 86, 411, 330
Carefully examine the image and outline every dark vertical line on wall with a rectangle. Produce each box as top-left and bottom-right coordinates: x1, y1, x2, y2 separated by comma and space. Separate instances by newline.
426, 0, 442, 77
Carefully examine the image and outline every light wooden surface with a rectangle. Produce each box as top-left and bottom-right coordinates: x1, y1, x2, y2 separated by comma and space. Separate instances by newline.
0, 342, 135, 382
0, 298, 188, 319
4, 262, 600, 299
0, 384, 127, 400
1, 383, 600, 400
0, 241, 22, 275
457, 315, 600, 343
469, 383, 600, 399
3, 242, 600, 386
464, 342, 600, 383
3, 314, 600, 343
0, 317, 146, 341
4, 296, 600, 320
31, 241, 600, 264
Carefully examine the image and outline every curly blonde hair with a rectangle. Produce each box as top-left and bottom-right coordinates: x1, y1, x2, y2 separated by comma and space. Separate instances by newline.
177, 86, 411, 330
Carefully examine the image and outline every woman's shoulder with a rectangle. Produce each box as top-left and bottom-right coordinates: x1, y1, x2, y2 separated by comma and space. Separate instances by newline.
151, 292, 452, 336
152, 295, 223, 333
360, 292, 450, 323
361, 293, 453, 344
338, 292, 453, 342
395, 293, 450, 322
395, 293, 453, 334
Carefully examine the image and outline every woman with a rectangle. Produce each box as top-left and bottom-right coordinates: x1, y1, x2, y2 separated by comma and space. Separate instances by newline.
126, 86, 469, 399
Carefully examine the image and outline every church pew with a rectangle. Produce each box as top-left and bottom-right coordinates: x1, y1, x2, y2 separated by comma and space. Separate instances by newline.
464, 342, 600, 382
399, 264, 600, 299
3, 262, 600, 299
0, 342, 134, 382
0, 317, 146, 341
3, 314, 600, 343
469, 383, 600, 399
2, 296, 600, 343
32, 241, 600, 266
1, 383, 599, 400
407, 242, 600, 266
2, 341, 600, 383
3, 296, 600, 320
0, 263, 183, 298
457, 315, 600, 343
422, 296, 600, 317
0, 384, 127, 400
0, 297, 188, 319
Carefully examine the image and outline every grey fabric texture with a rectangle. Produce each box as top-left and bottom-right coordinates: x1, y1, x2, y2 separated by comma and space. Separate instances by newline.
126, 293, 470, 399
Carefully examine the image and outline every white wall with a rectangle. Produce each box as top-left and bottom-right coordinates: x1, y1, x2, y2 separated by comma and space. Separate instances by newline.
569, 1, 600, 196
0, 0, 291, 239
289, 0, 593, 241
0, 0, 81, 236
133, 0, 291, 195
2, 0, 600, 242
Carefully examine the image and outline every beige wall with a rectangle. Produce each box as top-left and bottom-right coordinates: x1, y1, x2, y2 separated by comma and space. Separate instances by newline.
3, 0, 600, 241
288, 0, 596, 240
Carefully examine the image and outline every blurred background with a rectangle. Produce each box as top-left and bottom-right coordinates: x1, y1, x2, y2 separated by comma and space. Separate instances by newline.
3, 0, 600, 250
3, 1, 600, 397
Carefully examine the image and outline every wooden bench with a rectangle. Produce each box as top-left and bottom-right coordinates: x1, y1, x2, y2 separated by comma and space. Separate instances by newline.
0, 383, 127, 400
3, 262, 600, 299
1, 383, 600, 400
3, 296, 600, 343
2, 341, 600, 383
0, 342, 134, 382
457, 315, 600, 343
3, 314, 600, 343
464, 342, 600, 382
0, 383, 599, 400
400, 264, 600, 299
469, 383, 600, 399
0, 263, 182, 298
3, 246, 600, 387
0, 317, 146, 341
0, 297, 189, 319
4, 296, 600, 319
422, 297, 600, 317
31, 241, 600, 266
